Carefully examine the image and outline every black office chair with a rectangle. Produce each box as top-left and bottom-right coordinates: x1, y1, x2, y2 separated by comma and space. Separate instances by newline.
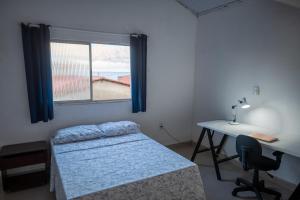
232, 135, 283, 200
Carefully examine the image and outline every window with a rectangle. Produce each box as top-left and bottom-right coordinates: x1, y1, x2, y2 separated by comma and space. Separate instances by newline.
91, 44, 130, 101
50, 28, 131, 102
50, 42, 90, 101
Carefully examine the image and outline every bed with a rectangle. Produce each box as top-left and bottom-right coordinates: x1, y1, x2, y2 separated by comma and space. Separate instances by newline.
50, 121, 206, 200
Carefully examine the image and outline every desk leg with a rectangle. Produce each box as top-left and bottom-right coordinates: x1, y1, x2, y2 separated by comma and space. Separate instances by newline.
207, 129, 222, 180
191, 128, 207, 162
215, 135, 228, 156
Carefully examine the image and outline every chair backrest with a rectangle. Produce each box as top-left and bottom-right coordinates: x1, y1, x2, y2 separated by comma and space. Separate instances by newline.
236, 135, 262, 170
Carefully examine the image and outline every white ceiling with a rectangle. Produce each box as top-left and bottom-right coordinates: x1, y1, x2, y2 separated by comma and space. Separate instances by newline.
177, 0, 300, 16
176, 0, 238, 15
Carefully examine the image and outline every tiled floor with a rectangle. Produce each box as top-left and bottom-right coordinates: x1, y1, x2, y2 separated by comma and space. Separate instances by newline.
0, 142, 296, 200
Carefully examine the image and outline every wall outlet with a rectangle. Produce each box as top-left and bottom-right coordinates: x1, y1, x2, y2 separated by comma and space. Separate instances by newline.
253, 85, 260, 95
159, 122, 164, 129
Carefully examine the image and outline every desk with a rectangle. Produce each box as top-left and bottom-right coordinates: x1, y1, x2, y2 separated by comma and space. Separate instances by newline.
191, 120, 300, 180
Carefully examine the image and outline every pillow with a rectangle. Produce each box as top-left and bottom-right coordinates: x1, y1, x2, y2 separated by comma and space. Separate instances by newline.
97, 121, 140, 137
53, 125, 102, 144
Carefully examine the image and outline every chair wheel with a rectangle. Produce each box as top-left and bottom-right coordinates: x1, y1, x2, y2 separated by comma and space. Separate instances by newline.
232, 189, 237, 196
275, 195, 281, 200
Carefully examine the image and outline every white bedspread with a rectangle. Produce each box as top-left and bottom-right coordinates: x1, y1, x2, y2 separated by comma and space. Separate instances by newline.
51, 133, 206, 200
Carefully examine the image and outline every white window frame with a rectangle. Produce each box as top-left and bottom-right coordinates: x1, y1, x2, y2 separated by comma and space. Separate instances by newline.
50, 28, 131, 104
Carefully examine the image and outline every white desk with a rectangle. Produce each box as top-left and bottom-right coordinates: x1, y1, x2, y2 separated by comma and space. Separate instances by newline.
191, 120, 300, 180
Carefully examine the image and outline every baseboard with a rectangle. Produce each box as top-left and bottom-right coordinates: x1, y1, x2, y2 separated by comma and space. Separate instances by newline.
166, 140, 194, 148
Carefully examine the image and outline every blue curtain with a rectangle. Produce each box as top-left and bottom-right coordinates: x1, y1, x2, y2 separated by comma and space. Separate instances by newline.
21, 23, 54, 123
130, 34, 147, 113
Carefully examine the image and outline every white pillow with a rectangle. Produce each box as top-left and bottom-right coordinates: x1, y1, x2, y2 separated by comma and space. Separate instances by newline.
97, 121, 140, 137
53, 125, 102, 144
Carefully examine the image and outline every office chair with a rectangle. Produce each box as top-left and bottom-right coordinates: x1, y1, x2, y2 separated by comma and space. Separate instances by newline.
232, 135, 283, 200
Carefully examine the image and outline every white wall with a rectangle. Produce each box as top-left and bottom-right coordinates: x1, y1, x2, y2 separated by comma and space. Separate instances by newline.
0, 0, 197, 146
193, 0, 300, 184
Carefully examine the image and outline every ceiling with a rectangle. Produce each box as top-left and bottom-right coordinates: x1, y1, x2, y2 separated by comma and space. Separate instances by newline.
176, 0, 300, 17
176, 0, 239, 16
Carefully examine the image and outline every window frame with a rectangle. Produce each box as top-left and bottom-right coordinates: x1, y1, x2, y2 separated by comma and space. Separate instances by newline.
50, 28, 131, 104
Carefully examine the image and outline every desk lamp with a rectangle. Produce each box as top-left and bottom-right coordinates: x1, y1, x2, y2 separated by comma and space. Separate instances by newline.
229, 97, 250, 125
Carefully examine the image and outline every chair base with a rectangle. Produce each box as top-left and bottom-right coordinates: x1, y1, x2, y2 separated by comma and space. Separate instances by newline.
232, 177, 281, 200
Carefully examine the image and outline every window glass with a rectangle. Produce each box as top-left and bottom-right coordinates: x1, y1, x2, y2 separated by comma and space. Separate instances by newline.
50, 42, 90, 101
50, 41, 131, 102
92, 44, 131, 101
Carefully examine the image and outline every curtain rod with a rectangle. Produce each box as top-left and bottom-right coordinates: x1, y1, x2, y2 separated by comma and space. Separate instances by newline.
197, 0, 242, 17
26, 23, 145, 37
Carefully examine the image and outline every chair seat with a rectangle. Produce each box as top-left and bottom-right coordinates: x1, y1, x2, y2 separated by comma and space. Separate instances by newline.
253, 156, 277, 171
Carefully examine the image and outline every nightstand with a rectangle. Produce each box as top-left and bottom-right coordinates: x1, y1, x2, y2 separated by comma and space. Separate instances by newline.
0, 141, 50, 192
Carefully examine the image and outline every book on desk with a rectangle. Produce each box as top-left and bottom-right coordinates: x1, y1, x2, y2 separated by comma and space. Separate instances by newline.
249, 132, 279, 143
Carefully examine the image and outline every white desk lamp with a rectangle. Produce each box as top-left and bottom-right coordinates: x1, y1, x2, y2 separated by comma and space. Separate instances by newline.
229, 97, 250, 125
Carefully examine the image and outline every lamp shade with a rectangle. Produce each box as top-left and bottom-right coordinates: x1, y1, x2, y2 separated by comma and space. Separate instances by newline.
239, 97, 250, 109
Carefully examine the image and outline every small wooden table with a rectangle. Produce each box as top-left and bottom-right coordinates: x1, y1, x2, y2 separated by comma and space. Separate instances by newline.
0, 141, 50, 192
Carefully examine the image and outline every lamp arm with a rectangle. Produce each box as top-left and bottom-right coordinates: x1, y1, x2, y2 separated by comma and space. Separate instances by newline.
232, 105, 238, 122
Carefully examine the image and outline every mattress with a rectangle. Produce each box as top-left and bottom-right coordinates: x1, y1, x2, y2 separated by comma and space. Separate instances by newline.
50, 133, 206, 200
